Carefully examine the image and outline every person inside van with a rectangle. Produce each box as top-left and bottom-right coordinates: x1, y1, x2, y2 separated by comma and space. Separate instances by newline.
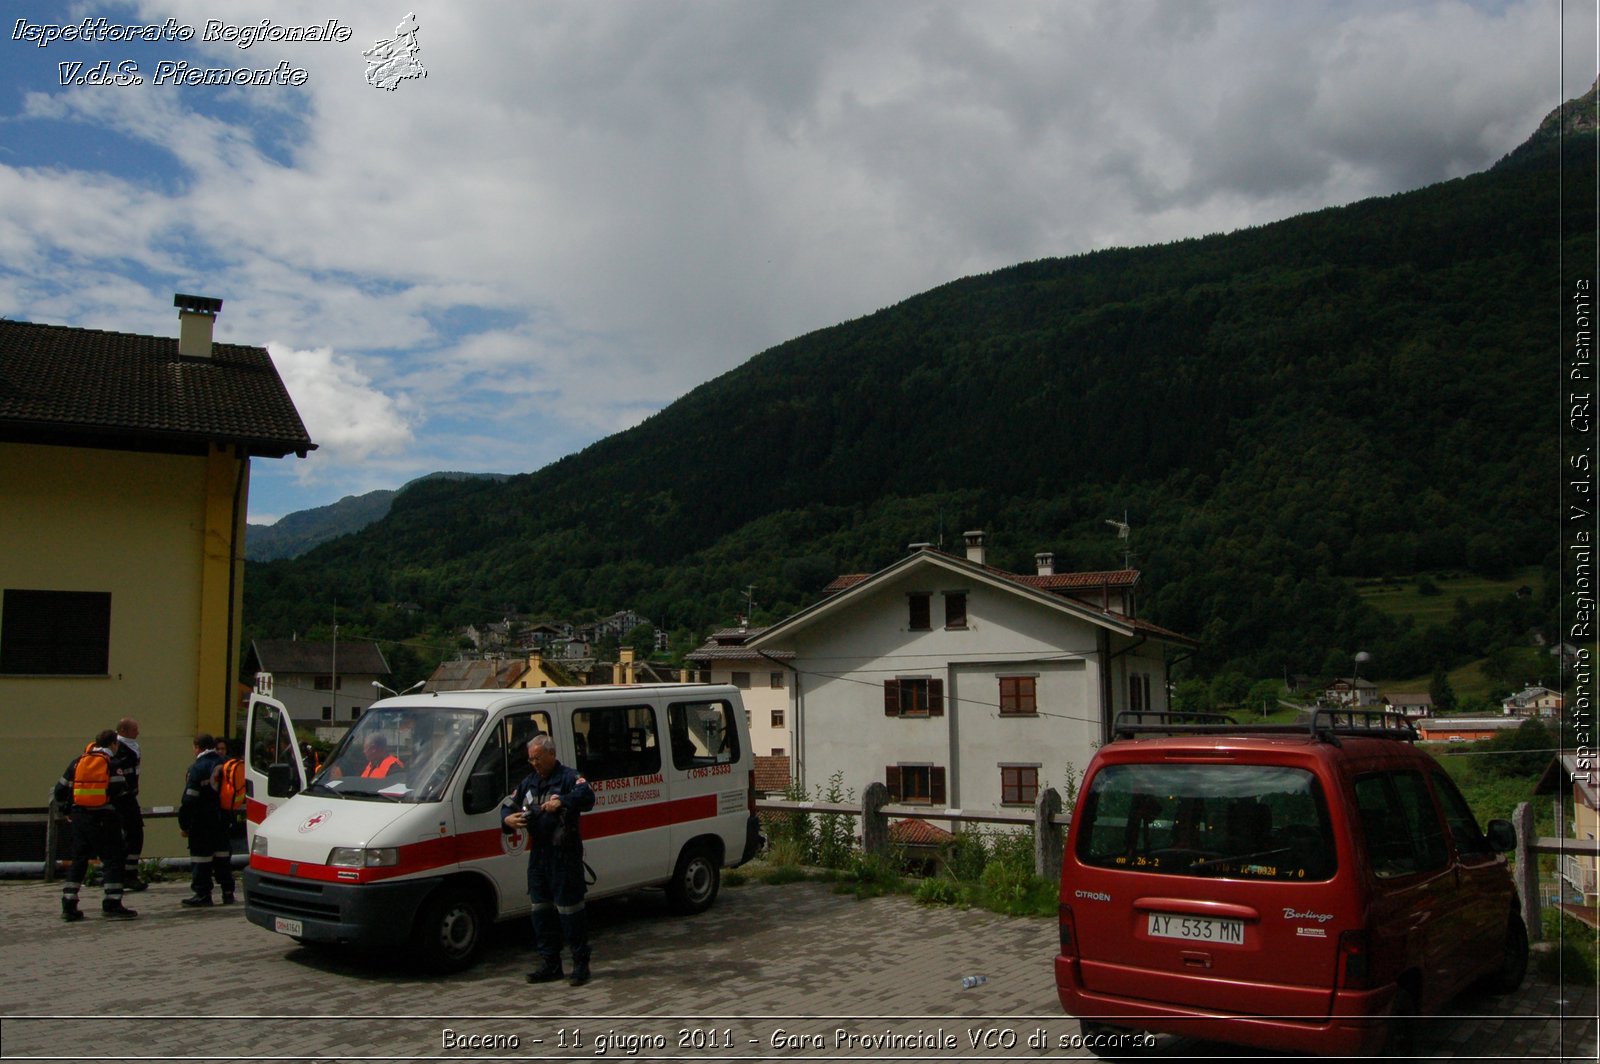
359, 735, 403, 779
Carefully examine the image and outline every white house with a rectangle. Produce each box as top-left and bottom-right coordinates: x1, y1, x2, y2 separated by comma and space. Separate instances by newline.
744, 531, 1197, 816
686, 624, 796, 760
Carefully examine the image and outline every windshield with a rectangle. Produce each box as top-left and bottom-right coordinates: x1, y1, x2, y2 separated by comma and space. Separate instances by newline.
307, 705, 485, 803
1076, 762, 1336, 881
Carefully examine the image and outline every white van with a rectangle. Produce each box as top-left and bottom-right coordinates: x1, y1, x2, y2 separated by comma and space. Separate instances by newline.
241, 684, 763, 971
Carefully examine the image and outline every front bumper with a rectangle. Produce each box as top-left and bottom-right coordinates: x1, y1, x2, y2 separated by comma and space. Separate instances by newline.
243, 867, 442, 948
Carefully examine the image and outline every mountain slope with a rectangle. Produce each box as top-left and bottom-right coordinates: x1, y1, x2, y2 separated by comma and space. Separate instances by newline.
246, 110, 1592, 682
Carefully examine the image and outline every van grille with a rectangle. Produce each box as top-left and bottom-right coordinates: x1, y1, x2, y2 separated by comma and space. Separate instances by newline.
248, 875, 342, 921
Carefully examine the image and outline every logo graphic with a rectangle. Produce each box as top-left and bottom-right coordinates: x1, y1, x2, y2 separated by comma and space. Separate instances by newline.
363, 12, 425, 91
298, 809, 334, 833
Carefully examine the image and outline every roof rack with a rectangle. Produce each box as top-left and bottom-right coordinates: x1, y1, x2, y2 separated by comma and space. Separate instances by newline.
1111, 707, 1418, 744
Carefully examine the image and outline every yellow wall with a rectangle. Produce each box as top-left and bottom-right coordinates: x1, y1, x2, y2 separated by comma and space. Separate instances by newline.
0, 441, 248, 853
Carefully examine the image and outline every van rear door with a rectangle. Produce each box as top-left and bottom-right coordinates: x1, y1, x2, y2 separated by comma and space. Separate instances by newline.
1070, 757, 1344, 1019
243, 693, 307, 849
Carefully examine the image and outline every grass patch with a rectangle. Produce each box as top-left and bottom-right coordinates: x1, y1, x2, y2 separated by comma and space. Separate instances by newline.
1540, 910, 1599, 986
1354, 567, 1542, 627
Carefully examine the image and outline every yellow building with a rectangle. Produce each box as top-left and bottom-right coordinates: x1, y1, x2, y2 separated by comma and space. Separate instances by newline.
0, 295, 312, 849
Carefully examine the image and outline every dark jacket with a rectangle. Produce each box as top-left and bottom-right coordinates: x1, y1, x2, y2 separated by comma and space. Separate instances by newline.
501, 761, 595, 854
179, 749, 224, 833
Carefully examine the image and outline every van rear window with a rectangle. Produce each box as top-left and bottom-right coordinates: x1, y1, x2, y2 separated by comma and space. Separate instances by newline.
1076, 763, 1336, 881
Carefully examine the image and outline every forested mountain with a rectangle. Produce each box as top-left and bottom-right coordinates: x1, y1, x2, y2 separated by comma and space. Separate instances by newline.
245, 96, 1594, 687
244, 472, 511, 561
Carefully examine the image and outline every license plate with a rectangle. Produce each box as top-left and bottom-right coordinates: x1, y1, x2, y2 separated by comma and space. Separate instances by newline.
273, 916, 303, 937
1147, 912, 1244, 944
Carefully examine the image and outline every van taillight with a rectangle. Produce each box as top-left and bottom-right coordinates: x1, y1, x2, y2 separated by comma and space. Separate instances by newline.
1058, 904, 1078, 957
748, 769, 757, 815
1338, 930, 1373, 988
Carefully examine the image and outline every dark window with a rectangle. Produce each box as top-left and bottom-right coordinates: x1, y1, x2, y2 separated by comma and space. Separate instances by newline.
667, 699, 740, 770
770, 709, 784, 728
908, 593, 931, 630
885, 764, 946, 804
463, 711, 552, 815
944, 591, 968, 629
999, 676, 1036, 715
314, 675, 343, 691
770, 672, 784, 689
1001, 765, 1039, 805
574, 704, 659, 782
1076, 763, 1337, 881
1431, 771, 1494, 858
0, 589, 111, 675
1354, 771, 1449, 878
1129, 673, 1152, 712
731, 671, 751, 689
884, 678, 944, 717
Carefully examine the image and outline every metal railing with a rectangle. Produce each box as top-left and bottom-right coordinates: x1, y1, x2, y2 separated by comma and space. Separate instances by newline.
1513, 801, 1600, 941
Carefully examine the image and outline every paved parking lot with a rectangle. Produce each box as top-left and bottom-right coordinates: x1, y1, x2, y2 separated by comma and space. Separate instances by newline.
0, 875, 1594, 1062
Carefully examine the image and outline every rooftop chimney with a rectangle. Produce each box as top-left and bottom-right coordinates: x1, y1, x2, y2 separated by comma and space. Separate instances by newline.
907, 542, 933, 552
174, 293, 223, 359
964, 530, 986, 566
1036, 552, 1055, 576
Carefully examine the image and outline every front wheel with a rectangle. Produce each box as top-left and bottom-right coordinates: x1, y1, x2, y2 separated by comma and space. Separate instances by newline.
412, 886, 485, 973
1488, 912, 1529, 994
666, 843, 720, 914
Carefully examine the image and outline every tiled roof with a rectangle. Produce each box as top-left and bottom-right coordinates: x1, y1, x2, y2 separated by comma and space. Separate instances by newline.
249, 639, 391, 676
0, 318, 314, 457
425, 658, 527, 691
889, 819, 954, 846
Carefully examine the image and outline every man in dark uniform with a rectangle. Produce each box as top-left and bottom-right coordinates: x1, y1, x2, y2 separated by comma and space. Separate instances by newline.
109, 717, 145, 891
178, 733, 234, 907
54, 729, 137, 920
502, 734, 595, 986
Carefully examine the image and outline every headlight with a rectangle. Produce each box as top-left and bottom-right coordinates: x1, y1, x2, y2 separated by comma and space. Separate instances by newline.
327, 846, 399, 868
251, 835, 268, 857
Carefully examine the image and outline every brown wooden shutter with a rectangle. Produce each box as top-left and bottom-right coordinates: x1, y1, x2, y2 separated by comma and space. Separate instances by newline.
929, 678, 944, 716
885, 765, 902, 800
930, 766, 947, 805
884, 680, 900, 716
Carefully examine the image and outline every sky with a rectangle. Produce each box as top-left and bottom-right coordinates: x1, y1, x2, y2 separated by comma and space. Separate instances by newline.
0, 0, 1593, 524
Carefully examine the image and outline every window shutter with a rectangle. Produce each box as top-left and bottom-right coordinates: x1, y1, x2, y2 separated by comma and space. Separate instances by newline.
929, 678, 944, 716
930, 767, 947, 805
885, 765, 902, 800
883, 680, 900, 716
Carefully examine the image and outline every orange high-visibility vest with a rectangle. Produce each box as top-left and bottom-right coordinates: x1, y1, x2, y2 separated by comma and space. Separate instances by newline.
219, 758, 247, 811
72, 750, 112, 808
360, 755, 402, 779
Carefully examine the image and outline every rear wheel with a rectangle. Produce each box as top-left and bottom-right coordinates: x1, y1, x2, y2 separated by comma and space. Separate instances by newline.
1489, 912, 1529, 993
412, 886, 485, 972
667, 843, 720, 914
1384, 983, 1419, 1056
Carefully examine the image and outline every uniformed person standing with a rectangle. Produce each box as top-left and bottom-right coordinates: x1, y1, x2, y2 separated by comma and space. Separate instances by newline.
109, 717, 145, 891
502, 734, 595, 986
54, 729, 137, 920
178, 733, 234, 907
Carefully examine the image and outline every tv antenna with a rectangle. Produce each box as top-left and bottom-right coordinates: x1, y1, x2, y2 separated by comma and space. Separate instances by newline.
1105, 512, 1134, 569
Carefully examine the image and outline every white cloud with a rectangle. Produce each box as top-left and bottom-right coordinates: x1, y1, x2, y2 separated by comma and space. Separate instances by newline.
0, 0, 1586, 521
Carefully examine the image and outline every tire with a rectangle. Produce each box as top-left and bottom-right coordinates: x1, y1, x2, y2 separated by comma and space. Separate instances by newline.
666, 843, 720, 914
1384, 983, 1418, 1057
1488, 912, 1529, 994
412, 886, 485, 973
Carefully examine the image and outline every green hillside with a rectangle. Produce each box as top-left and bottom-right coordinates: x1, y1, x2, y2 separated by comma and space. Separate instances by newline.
244, 99, 1594, 692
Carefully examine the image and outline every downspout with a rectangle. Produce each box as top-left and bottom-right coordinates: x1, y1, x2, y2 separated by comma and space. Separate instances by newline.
225, 446, 247, 738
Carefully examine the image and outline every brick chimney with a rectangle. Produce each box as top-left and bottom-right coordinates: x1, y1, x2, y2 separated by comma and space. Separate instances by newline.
1036, 552, 1055, 576
964, 530, 986, 565
175, 293, 223, 359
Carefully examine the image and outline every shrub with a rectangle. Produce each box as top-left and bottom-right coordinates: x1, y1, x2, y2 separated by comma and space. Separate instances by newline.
914, 876, 965, 907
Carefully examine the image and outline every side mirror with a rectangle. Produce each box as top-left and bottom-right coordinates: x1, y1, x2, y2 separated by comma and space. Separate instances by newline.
267, 762, 299, 799
1485, 819, 1516, 854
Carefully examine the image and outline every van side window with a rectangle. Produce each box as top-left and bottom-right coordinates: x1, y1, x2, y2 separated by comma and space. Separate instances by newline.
463, 711, 551, 815
1431, 770, 1493, 858
667, 699, 741, 769
1353, 771, 1449, 877
573, 705, 659, 782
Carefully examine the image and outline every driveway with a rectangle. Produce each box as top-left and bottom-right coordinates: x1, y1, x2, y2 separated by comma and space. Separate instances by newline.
0, 876, 1592, 1061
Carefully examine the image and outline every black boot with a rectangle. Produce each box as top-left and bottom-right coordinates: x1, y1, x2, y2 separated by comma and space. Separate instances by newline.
102, 899, 138, 919
61, 899, 83, 923
525, 960, 564, 983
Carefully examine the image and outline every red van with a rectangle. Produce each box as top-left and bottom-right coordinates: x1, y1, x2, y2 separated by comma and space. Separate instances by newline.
1054, 710, 1527, 1056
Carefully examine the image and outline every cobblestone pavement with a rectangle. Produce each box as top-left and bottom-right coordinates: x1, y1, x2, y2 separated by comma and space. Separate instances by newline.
0, 876, 1593, 1062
